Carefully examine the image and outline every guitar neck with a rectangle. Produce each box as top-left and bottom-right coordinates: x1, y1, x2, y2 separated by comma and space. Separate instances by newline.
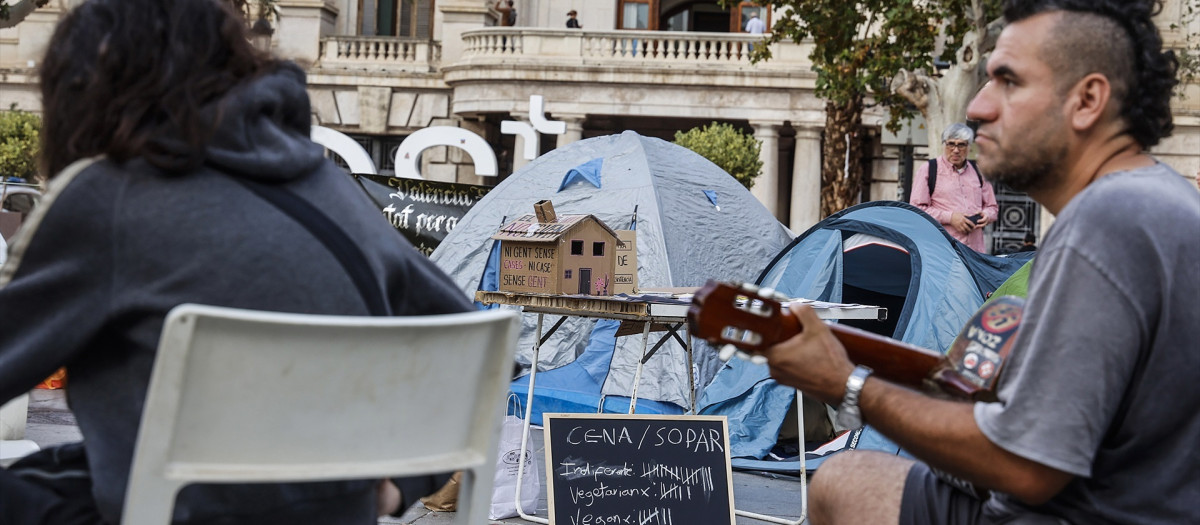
776, 311, 954, 393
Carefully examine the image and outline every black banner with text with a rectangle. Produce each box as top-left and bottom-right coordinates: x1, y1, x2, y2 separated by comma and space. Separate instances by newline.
353, 174, 490, 256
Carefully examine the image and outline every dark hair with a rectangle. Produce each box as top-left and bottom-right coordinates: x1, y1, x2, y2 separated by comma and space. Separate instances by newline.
1003, 0, 1178, 149
39, 0, 278, 177
1024, 232, 1037, 244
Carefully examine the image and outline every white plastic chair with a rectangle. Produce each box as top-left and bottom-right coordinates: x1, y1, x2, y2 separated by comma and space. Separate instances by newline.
121, 304, 520, 525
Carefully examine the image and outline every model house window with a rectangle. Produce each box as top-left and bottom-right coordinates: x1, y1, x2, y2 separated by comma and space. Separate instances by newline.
571, 240, 584, 255
593, 242, 605, 256
564, 270, 573, 279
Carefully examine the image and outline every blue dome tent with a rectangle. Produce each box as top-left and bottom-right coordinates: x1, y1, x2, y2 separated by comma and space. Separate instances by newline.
698, 201, 1034, 472
430, 131, 794, 424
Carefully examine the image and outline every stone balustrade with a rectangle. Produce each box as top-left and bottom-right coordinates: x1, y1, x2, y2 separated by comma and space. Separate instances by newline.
318, 36, 440, 72
458, 28, 812, 71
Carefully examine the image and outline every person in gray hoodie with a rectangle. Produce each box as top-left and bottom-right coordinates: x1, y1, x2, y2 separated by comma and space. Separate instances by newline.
0, 0, 471, 523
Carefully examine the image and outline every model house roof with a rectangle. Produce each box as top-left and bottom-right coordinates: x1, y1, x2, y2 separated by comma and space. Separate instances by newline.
491, 213, 618, 243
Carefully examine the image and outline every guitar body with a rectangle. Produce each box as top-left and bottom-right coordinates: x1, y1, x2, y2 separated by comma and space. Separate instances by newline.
687, 281, 1023, 401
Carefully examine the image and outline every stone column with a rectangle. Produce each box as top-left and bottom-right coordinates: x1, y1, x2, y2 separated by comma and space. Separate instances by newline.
791, 126, 823, 232
510, 111, 533, 172
556, 114, 587, 148
749, 121, 780, 218
275, 1, 338, 67
437, 0, 492, 66
1039, 205, 1055, 239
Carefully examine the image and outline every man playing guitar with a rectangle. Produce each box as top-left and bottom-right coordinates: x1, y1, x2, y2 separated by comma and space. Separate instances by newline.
756, 1, 1200, 523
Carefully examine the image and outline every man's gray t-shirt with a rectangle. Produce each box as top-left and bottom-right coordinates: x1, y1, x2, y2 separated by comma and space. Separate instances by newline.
973, 163, 1200, 523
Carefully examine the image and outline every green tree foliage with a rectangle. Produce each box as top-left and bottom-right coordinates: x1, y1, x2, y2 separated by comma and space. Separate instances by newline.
732, 0, 1001, 217
674, 122, 762, 190
0, 107, 41, 180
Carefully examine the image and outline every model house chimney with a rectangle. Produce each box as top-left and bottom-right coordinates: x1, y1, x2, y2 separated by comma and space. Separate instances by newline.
534, 200, 557, 223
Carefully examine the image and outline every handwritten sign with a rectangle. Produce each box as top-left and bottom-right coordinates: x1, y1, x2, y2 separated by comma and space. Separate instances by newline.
353, 174, 490, 256
544, 414, 735, 525
500, 244, 557, 291
613, 230, 638, 295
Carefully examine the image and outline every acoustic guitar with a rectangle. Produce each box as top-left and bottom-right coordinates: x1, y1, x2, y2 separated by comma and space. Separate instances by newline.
686, 280, 1024, 401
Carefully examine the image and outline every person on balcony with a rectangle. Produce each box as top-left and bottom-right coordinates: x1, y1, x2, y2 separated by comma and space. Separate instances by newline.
496, 0, 516, 27
567, 9, 582, 29
745, 12, 765, 34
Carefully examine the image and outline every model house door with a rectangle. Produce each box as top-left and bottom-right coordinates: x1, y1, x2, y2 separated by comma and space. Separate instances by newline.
578, 268, 592, 294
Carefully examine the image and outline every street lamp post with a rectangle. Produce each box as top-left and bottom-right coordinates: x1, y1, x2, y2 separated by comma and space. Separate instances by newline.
250, 16, 273, 52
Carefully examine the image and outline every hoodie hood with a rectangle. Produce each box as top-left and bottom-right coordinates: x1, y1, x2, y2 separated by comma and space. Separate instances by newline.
149, 62, 324, 182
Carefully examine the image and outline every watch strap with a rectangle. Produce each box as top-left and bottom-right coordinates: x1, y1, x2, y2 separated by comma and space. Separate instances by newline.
835, 365, 873, 429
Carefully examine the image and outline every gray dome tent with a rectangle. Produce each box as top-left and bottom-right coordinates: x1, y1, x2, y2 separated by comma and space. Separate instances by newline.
430, 131, 793, 417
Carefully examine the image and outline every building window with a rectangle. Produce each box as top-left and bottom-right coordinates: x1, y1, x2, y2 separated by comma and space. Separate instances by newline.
593, 242, 605, 256
571, 240, 584, 255
733, 2, 769, 33
322, 134, 406, 176
618, 0, 657, 30
359, 0, 434, 38
565, 270, 573, 279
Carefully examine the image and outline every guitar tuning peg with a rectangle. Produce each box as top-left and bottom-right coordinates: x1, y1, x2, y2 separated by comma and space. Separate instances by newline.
740, 282, 760, 294
718, 344, 738, 361
759, 287, 775, 298
748, 354, 768, 366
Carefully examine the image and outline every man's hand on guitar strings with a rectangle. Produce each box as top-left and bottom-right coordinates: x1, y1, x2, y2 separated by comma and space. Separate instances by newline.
758, 304, 858, 406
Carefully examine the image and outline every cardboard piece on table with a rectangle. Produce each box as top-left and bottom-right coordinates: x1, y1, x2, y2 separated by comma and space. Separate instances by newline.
613, 230, 638, 296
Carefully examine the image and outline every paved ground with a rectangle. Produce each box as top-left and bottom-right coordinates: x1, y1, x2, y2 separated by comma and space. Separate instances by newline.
23, 389, 808, 524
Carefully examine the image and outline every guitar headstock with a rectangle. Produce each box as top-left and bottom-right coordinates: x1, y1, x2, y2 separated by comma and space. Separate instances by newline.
687, 280, 797, 358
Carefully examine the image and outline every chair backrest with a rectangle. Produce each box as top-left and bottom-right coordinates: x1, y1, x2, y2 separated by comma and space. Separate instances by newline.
121, 304, 521, 525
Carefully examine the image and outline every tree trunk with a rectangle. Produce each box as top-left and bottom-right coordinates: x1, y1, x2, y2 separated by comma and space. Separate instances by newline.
0, 0, 40, 29
891, 23, 1001, 145
820, 96, 864, 218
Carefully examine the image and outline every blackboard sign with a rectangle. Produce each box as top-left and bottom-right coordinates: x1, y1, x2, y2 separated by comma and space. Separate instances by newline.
353, 174, 490, 256
544, 414, 735, 525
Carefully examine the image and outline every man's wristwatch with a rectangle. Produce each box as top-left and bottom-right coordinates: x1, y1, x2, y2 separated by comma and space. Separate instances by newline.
834, 365, 873, 429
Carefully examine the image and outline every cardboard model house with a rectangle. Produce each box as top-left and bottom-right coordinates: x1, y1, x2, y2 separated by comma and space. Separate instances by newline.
492, 200, 620, 295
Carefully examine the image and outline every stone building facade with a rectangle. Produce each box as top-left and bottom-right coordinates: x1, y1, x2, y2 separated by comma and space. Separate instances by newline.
2, 0, 1197, 235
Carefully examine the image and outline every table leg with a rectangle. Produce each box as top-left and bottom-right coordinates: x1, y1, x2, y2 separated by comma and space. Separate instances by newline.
627, 320, 653, 414
515, 313, 550, 523
685, 324, 695, 415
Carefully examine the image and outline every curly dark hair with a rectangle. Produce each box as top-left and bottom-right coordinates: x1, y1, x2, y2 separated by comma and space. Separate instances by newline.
1003, 0, 1178, 149
38, 0, 278, 177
